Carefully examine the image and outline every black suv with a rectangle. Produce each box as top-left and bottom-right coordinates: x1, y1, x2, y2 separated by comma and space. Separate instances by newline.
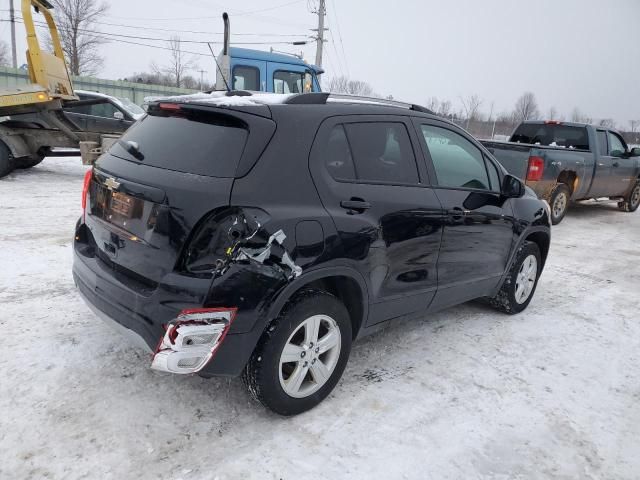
73, 92, 551, 415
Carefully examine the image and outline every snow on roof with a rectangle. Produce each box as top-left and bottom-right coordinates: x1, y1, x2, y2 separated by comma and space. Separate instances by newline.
144, 91, 294, 107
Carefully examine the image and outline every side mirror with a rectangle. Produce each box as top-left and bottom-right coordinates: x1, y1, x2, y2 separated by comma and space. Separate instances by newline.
630, 147, 640, 157
502, 174, 525, 198
113, 111, 124, 120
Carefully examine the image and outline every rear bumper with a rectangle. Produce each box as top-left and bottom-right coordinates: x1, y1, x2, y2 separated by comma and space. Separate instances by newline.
73, 240, 263, 377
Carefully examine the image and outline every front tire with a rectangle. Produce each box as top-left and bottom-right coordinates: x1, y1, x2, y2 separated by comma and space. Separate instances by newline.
618, 181, 640, 212
489, 241, 542, 314
15, 154, 44, 170
243, 289, 352, 416
549, 183, 571, 225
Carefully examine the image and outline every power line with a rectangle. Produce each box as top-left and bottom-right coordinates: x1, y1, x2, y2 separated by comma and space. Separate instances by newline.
0, 9, 310, 37
330, 0, 349, 78
100, 0, 307, 22
0, 18, 310, 46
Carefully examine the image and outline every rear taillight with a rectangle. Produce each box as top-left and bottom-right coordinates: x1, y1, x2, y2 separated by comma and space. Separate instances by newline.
81, 169, 92, 219
151, 307, 237, 374
527, 156, 544, 182
158, 103, 181, 111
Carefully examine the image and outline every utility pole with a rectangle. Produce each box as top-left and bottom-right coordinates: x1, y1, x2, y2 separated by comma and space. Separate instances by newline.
9, 0, 17, 68
312, 0, 327, 72
198, 69, 206, 90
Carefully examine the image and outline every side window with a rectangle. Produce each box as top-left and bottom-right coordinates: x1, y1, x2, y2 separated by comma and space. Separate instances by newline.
233, 66, 260, 91
324, 125, 356, 180
608, 132, 626, 157
597, 130, 608, 156
273, 70, 304, 94
485, 155, 501, 192
89, 102, 119, 118
421, 125, 490, 190
344, 122, 419, 184
65, 94, 91, 115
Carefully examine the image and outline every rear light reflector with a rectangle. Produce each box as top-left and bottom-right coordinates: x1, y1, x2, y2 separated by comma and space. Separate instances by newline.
151, 307, 237, 374
81, 169, 92, 218
527, 156, 544, 182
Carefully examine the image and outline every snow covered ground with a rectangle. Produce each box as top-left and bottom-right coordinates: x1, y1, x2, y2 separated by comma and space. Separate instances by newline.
1, 157, 639, 480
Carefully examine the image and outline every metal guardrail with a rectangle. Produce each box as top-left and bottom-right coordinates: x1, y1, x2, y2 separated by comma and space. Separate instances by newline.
0, 66, 197, 105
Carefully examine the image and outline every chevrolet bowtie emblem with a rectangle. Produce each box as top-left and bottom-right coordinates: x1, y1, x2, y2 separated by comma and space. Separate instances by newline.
104, 177, 120, 191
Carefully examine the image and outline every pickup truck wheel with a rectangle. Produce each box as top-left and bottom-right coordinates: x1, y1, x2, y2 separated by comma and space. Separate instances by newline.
0, 141, 14, 178
488, 241, 541, 314
15, 154, 44, 170
618, 182, 640, 212
549, 184, 570, 225
243, 289, 352, 416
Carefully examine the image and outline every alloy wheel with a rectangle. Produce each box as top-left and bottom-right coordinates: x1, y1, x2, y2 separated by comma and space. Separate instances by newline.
552, 192, 567, 220
515, 254, 538, 304
279, 314, 342, 398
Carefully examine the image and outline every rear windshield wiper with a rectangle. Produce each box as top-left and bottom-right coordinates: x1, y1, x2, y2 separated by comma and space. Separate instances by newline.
118, 140, 144, 161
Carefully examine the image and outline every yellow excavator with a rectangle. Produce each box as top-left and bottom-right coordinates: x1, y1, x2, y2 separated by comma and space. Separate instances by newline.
0, 0, 120, 178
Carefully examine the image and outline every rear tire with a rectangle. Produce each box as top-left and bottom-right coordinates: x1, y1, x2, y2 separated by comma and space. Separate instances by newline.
0, 141, 14, 178
618, 181, 640, 212
488, 241, 542, 314
243, 289, 352, 416
15, 154, 44, 170
549, 183, 571, 225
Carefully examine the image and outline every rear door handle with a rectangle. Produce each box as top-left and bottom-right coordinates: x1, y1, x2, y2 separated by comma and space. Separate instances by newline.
613, 161, 620, 167
340, 198, 371, 213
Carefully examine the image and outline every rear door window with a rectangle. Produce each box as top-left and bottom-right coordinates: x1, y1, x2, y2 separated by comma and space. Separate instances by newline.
325, 122, 419, 184
597, 130, 608, 155
110, 114, 248, 178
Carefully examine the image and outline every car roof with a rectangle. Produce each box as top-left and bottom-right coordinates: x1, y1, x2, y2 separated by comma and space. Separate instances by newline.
147, 91, 439, 119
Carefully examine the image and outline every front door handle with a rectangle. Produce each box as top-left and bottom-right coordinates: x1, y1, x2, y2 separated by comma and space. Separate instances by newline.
448, 207, 470, 217
340, 198, 371, 214
613, 161, 620, 167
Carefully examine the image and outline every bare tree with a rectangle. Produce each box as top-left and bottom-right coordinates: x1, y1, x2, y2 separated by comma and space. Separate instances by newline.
571, 108, 592, 124
0, 41, 9, 66
327, 76, 374, 96
437, 100, 452, 118
460, 94, 483, 128
599, 118, 616, 129
513, 92, 540, 122
154, 36, 197, 88
50, 0, 109, 76
426, 96, 439, 112
629, 120, 639, 133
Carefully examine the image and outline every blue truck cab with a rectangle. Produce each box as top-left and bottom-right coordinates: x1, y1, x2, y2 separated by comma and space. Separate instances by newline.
216, 47, 323, 94
215, 14, 322, 94
226, 47, 323, 93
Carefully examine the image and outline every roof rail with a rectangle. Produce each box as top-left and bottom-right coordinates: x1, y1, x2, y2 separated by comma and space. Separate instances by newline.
283, 92, 434, 114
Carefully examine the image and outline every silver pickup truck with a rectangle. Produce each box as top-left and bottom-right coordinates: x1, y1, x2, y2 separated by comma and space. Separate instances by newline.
481, 121, 640, 224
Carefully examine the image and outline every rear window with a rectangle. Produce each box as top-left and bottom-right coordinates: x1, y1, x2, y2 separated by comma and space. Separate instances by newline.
110, 114, 248, 177
510, 124, 590, 150
324, 122, 419, 184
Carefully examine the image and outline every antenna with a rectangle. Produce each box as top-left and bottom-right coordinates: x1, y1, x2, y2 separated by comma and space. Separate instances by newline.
207, 42, 230, 92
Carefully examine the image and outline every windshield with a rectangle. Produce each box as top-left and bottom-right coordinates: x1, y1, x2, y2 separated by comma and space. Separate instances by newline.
116, 97, 145, 118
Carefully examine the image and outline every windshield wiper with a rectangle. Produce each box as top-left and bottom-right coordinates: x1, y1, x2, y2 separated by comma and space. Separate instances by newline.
118, 140, 144, 161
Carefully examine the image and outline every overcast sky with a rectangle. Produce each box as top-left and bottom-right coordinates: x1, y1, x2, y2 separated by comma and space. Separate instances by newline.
3, 0, 639, 124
